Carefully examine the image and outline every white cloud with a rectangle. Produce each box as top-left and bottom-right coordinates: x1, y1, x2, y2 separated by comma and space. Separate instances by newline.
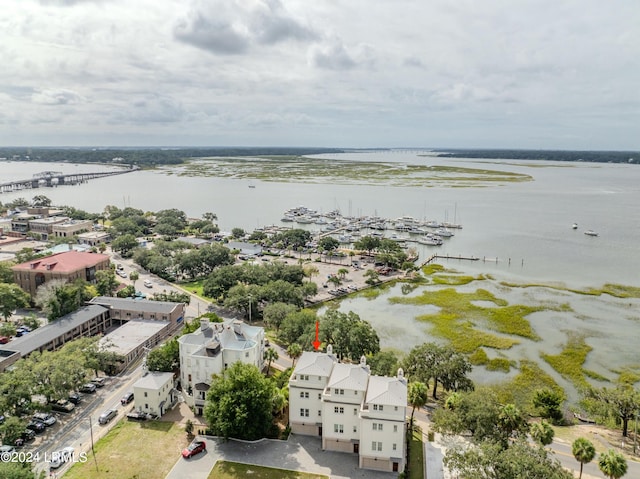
0, 0, 637, 148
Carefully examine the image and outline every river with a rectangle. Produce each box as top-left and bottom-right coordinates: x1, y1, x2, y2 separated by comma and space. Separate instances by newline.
1, 152, 639, 395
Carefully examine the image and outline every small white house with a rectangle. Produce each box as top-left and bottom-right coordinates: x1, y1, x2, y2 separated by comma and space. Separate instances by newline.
133, 371, 175, 417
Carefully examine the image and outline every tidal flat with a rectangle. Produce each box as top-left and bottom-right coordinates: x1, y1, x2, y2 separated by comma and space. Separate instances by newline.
160, 155, 533, 187
323, 265, 640, 400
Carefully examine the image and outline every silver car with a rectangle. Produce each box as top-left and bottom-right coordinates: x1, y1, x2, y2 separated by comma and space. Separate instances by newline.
98, 409, 117, 425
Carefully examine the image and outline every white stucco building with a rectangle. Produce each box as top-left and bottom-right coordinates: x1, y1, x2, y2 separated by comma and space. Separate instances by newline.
289, 347, 407, 473
132, 371, 176, 417
178, 318, 265, 415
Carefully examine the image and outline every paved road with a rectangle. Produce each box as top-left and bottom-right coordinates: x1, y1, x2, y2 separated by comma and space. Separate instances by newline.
549, 439, 640, 479
166, 435, 398, 479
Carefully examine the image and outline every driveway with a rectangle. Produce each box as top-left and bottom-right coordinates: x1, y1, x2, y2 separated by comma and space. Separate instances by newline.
166, 434, 398, 479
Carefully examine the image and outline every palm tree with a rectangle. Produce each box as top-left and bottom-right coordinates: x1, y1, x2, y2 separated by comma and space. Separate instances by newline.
129, 271, 139, 289
287, 343, 303, 368
572, 437, 596, 479
303, 265, 319, 283
598, 449, 627, 479
337, 268, 349, 280
408, 382, 428, 428
272, 386, 289, 417
264, 347, 279, 376
530, 420, 555, 446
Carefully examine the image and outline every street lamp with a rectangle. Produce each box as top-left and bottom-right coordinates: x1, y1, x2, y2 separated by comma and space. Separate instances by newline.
248, 295, 252, 323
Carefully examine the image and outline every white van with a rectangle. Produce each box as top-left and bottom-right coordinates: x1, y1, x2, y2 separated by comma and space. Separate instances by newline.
143, 280, 153, 288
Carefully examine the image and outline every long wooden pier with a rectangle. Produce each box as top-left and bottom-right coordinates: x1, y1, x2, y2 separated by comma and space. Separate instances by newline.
0, 166, 138, 194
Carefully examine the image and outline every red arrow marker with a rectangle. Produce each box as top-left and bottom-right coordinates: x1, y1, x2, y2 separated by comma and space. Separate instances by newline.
313, 320, 321, 350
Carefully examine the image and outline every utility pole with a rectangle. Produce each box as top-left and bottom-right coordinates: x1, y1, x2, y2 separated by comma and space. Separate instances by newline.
248, 295, 252, 323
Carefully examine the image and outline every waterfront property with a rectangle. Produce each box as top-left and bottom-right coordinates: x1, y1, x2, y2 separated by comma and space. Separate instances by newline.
178, 318, 265, 415
11, 250, 110, 296
289, 346, 407, 473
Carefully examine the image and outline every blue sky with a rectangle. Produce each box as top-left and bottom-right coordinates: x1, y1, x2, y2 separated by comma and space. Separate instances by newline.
1, 0, 638, 149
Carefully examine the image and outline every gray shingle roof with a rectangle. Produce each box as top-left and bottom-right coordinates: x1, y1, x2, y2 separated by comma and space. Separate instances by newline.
90, 296, 182, 314
5, 304, 109, 357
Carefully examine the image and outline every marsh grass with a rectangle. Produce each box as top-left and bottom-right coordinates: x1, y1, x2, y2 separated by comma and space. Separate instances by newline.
171, 156, 532, 187
469, 349, 514, 372
431, 274, 480, 286
541, 333, 592, 390
390, 287, 543, 353
500, 281, 640, 299
492, 360, 562, 413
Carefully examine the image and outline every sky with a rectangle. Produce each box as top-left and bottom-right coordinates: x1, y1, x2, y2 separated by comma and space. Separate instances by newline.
1, 0, 638, 150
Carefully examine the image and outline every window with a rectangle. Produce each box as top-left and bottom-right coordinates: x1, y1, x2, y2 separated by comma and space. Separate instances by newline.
353, 408, 357, 415
334, 424, 344, 434
318, 393, 321, 400
373, 404, 384, 411
318, 410, 321, 417
334, 406, 344, 414
371, 441, 376, 451
393, 443, 397, 451
303, 375, 309, 381
393, 425, 398, 432
394, 406, 398, 411
300, 408, 309, 417
373, 423, 383, 431
377, 442, 383, 451
144, 392, 148, 397
334, 388, 344, 395
353, 426, 357, 433
245, 352, 249, 358
300, 391, 309, 399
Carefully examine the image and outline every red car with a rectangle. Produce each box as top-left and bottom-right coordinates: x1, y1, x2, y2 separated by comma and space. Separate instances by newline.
182, 440, 206, 458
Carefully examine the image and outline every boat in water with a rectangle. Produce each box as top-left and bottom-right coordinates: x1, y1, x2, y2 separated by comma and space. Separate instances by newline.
584, 230, 599, 237
572, 223, 578, 230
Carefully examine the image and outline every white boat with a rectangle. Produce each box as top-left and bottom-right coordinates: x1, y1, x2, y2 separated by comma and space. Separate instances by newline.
584, 230, 598, 237
572, 223, 578, 229
434, 228, 454, 238
418, 235, 443, 246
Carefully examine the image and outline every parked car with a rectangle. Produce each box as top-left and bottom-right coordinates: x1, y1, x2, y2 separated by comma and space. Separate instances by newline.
116, 269, 128, 278
0, 336, 10, 344
143, 279, 153, 288
20, 429, 36, 442
120, 392, 134, 405
26, 420, 46, 433
79, 383, 97, 394
33, 412, 56, 427
91, 377, 107, 388
98, 409, 117, 425
182, 440, 206, 458
49, 446, 75, 469
126, 410, 147, 421
0, 445, 15, 454
68, 392, 82, 404
50, 399, 75, 413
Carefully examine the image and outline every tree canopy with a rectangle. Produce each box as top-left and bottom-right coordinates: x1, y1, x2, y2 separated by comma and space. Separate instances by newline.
204, 362, 276, 440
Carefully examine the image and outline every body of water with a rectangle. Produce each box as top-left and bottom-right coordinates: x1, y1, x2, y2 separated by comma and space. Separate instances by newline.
1, 152, 639, 395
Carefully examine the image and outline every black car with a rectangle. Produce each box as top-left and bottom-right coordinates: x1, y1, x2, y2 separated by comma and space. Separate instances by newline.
68, 392, 82, 404
120, 392, 134, 405
26, 420, 46, 433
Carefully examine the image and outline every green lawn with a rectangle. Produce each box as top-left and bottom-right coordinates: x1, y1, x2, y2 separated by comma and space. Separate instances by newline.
208, 461, 328, 479
64, 420, 188, 479
179, 279, 208, 299
408, 427, 425, 479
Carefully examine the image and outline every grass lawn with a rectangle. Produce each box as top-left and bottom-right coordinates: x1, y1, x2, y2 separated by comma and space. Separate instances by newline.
208, 461, 328, 479
409, 426, 424, 479
179, 279, 208, 299
64, 420, 188, 479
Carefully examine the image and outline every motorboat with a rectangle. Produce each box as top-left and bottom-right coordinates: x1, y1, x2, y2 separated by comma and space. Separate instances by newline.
584, 230, 598, 237
572, 223, 578, 229
434, 228, 454, 238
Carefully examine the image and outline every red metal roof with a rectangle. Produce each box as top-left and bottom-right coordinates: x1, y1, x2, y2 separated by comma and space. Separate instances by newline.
11, 250, 110, 273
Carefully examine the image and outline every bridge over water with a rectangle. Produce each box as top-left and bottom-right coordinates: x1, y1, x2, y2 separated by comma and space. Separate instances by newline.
0, 166, 138, 193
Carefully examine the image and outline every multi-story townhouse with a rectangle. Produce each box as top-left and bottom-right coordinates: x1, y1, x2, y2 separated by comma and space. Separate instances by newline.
359, 372, 407, 472
288, 345, 338, 436
289, 349, 408, 472
178, 318, 265, 415
28, 216, 69, 240
51, 219, 92, 238
321, 358, 370, 454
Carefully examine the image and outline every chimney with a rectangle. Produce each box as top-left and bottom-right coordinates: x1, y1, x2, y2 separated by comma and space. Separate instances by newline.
397, 368, 404, 380
326, 344, 333, 355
